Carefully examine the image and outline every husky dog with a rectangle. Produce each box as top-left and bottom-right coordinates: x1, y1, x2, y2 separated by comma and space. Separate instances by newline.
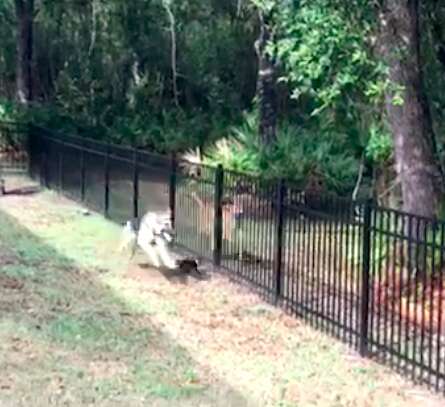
120, 211, 201, 273
118, 220, 138, 256
136, 211, 177, 269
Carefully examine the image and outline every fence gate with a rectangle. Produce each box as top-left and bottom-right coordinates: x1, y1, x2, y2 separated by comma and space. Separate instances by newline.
0, 122, 29, 176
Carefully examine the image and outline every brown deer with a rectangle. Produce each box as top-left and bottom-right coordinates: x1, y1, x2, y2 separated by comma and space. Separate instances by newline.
188, 191, 273, 260
188, 191, 241, 242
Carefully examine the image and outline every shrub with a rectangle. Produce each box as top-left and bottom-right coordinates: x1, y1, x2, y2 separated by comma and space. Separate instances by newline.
204, 113, 359, 195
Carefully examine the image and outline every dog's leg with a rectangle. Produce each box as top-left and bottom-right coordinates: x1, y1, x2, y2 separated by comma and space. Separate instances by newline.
119, 225, 137, 256
118, 238, 127, 253
157, 240, 177, 269
130, 235, 138, 259
137, 221, 161, 267
149, 246, 162, 268
139, 238, 161, 268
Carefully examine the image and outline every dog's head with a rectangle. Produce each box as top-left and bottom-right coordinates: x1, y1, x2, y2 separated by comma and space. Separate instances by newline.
139, 212, 176, 244
160, 227, 175, 243
153, 214, 175, 243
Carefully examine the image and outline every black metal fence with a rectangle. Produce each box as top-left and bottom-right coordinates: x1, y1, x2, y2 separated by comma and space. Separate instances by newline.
6, 122, 445, 394
28, 125, 172, 223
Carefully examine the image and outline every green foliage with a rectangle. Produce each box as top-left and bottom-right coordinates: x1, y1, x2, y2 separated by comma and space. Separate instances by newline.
365, 124, 393, 164
273, 0, 380, 116
1, 0, 444, 196
0, 0, 15, 99
267, 125, 359, 194
271, 0, 386, 171
0, 99, 18, 121
106, 109, 232, 152
203, 113, 260, 172
422, 0, 445, 163
204, 113, 359, 194
0, 0, 257, 153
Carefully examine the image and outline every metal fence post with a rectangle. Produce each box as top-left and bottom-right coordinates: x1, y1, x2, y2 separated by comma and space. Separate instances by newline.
104, 143, 110, 218
360, 199, 372, 356
58, 143, 64, 193
169, 153, 177, 228
213, 164, 224, 266
133, 148, 139, 221
274, 179, 286, 302
43, 142, 49, 188
32, 129, 44, 187
26, 123, 33, 179
40, 153, 45, 187
80, 138, 86, 202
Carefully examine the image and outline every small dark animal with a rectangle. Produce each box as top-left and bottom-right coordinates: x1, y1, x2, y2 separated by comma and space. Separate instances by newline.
177, 258, 201, 275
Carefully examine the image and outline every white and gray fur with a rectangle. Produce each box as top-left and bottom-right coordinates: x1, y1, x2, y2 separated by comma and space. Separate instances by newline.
136, 211, 177, 269
120, 211, 199, 272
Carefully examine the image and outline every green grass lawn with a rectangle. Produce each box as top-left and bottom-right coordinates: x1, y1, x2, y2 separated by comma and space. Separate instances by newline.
0, 190, 244, 406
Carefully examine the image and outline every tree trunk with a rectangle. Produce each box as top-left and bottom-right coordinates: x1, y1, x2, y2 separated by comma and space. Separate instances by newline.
378, 0, 443, 218
373, 160, 401, 208
15, 0, 34, 105
163, 1, 179, 108
255, 10, 278, 147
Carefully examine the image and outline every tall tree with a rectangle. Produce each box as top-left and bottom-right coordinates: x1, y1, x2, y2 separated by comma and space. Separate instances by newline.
15, 0, 34, 105
163, 0, 179, 108
378, 0, 444, 218
254, 3, 278, 147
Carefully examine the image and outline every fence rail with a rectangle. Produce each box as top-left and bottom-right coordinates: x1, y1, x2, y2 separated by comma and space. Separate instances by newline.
4, 122, 445, 394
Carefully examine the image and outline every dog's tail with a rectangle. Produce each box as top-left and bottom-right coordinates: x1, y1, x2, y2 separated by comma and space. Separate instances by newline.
119, 220, 138, 257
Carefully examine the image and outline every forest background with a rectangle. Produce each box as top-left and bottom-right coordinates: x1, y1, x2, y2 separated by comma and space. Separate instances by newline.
2, 0, 445, 218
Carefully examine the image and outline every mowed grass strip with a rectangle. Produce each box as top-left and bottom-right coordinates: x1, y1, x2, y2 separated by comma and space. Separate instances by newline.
0, 207, 237, 406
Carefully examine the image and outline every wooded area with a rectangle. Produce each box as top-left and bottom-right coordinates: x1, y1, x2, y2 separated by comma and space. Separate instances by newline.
1, 0, 445, 218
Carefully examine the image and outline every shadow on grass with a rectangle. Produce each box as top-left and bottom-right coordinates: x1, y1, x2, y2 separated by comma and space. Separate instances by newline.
3, 185, 42, 196
0, 208, 248, 407
137, 261, 212, 286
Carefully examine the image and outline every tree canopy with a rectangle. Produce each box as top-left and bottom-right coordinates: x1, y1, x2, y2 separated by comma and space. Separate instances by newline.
1, 0, 445, 216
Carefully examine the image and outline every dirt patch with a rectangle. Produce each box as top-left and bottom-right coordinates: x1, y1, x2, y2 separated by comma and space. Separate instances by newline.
0, 275, 24, 290
86, 359, 130, 381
